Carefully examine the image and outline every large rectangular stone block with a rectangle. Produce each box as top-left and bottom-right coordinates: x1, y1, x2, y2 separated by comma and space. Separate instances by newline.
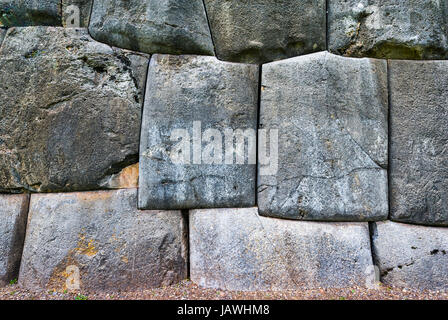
0, 27, 148, 193
138, 54, 258, 210
19, 189, 187, 292
203, 0, 326, 64
89, 0, 214, 56
190, 208, 373, 291
372, 221, 448, 291
328, 0, 448, 59
389, 60, 448, 226
258, 51, 388, 221
0, 0, 61, 26
0, 194, 29, 286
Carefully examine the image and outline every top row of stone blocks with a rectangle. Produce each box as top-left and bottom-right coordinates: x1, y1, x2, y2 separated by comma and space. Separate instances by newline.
1, 0, 447, 62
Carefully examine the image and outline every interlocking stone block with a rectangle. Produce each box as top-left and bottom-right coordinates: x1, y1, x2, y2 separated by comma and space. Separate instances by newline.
139, 54, 258, 210
62, 0, 93, 28
328, 0, 448, 59
258, 51, 388, 221
0, 27, 148, 193
0, 0, 61, 27
19, 189, 187, 291
372, 221, 448, 290
190, 208, 373, 291
0, 194, 29, 286
89, 0, 214, 56
204, 0, 326, 64
389, 60, 448, 226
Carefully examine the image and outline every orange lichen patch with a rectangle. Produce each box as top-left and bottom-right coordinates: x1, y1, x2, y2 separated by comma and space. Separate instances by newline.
103, 163, 139, 189
76, 235, 98, 257
48, 255, 83, 292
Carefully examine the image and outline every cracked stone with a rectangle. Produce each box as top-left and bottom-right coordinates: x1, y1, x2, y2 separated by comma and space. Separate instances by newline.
258, 51, 388, 221
372, 221, 448, 290
19, 189, 187, 291
190, 207, 373, 291
138, 54, 258, 210
62, 0, 93, 28
89, 0, 214, 56
0, 27, 148, 193
328, 0, 448, 59
204, 0, 326, 64
0, 194, 29, 287
389, 60, 448, 226
0, 0, 61, 27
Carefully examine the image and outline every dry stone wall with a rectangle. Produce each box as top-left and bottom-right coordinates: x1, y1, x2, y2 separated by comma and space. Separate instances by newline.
0, 0, 447, 293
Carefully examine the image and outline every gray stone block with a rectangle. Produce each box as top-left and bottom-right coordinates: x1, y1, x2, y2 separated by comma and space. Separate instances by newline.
89, 0, 214, 56
389, 60, 448, 226
190, 208, 373, 291
0, 194, 29, 286
372, 221, 448, 291
204, 0, 326, 64
0, 0, 61, 26
19, 189, 187, 292
328, 0, 448, 59
139, 54, 258, 210
62, 0, 93, 28
258, 51, 388, 221
0, 27, 148, 193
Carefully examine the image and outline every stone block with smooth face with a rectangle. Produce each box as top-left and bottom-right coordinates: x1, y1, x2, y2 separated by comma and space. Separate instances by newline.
258, 51, 388, 221
139, 55, 259, 210
204, 0, 326, 63
389, 60, 448, 226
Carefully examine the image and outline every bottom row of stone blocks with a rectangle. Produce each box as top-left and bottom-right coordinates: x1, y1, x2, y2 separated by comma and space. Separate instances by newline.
0, 190, 447, 291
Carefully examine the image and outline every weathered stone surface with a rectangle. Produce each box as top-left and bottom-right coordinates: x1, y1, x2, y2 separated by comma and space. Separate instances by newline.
99, 163, 139, 189
139, 55, 258, 210
328, 0, 448, 59
204, 0, 326, 64
190, 208, 373, 291
62, 0, 93, 28
0, 27, 149, 193
258, 52, 388, 221
0, 194, 29, 286
389, 60, 448, 226
0, 0, 61, 27
89, 0, 214, 56
0, 27, 5, 45
372, 221, 448, 290
19, 189, 187, 291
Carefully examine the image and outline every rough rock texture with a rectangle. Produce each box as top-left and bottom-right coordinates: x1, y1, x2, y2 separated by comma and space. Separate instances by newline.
389, 60, 448, 226
0, 0, 61, 27
0, 194, 29, 286
89, 0, 214, 56
258, 52, 388, 221
139, 55, 258, 210
372, 221, 448, 291
190, 208, 373, 291
19, 189, 187, 292
62, 0, 93, 28
328, 0, 448, 59
99, 163, 139, 190
204, 0, 326, 64
0, 27, 148, 193
0, 27, 5, 45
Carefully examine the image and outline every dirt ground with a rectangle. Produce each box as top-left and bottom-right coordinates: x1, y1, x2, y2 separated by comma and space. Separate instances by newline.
0, 280, 447, 300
